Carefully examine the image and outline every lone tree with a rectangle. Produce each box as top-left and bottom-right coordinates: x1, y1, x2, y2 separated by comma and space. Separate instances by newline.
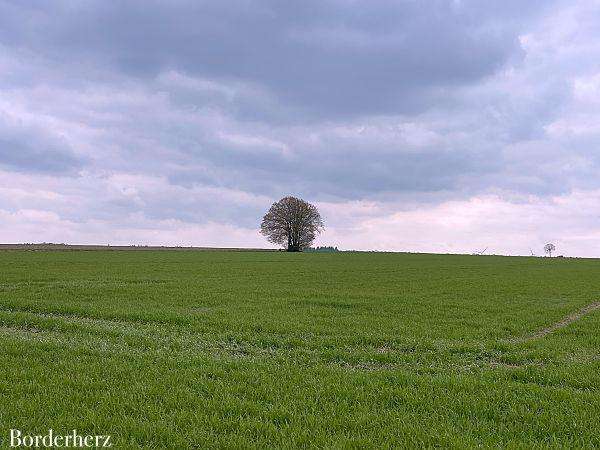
260, 196, 324, 252
544, 243, 556, 257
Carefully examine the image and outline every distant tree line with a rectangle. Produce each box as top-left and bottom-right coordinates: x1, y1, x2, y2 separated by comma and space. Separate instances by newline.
305, 246, 339, 253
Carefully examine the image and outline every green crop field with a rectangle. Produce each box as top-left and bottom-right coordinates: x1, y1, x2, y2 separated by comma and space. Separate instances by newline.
0, 250, 599, 448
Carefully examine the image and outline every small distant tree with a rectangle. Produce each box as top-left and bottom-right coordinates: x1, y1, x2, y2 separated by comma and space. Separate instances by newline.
544, 243, 556, 257
260, 196, 324, 252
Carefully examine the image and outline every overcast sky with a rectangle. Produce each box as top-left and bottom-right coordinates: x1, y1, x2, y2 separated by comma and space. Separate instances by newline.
1, 0, 600, 256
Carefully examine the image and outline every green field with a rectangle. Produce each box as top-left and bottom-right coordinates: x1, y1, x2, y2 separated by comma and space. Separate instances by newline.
0, 250, 599, 448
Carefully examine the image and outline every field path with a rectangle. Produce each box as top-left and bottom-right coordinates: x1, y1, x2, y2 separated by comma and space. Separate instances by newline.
514, 301, 600, 343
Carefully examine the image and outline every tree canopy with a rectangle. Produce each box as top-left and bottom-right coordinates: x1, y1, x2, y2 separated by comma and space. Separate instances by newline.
544, 243, 556, 257
260, 196, 324, 252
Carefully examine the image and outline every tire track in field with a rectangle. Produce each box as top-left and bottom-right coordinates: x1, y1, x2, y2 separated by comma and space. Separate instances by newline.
512, 301, 600, 343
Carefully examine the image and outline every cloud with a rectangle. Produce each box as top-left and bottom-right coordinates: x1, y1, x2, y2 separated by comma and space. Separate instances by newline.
316, 191, 600, 257
1, 1, 600, 254
0, 207, 267, 249
0, 0, 555, 118
0, 114, 84, 175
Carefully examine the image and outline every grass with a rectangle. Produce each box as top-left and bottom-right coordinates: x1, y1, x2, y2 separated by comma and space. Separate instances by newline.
0, 250, 599, 448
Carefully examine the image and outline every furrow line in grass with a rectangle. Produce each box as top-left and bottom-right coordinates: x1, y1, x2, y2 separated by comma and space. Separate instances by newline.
0, 304, 186, 326
510, 301, 600, 343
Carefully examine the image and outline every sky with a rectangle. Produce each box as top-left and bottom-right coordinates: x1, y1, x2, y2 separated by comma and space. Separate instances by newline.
1, 0, 600, 256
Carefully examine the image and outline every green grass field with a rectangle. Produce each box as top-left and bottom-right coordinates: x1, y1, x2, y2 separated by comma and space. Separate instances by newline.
0, 250, 599, 448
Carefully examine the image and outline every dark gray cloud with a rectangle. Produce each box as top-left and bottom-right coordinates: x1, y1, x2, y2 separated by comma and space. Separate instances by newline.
0, 117, 83, 175
0, 0, 554, 118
